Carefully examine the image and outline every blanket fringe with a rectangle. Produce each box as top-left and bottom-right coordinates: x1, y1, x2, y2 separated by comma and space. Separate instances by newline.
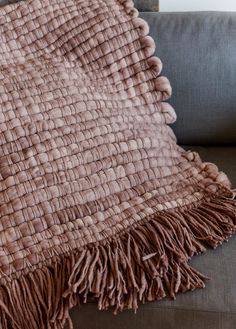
0, 189, 235, 329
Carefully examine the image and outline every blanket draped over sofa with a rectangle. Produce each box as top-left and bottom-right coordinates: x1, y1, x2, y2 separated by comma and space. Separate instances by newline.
0, 0, 235, 328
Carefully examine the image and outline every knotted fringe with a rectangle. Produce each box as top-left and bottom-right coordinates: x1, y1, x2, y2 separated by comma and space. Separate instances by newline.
0, 189, 235, 329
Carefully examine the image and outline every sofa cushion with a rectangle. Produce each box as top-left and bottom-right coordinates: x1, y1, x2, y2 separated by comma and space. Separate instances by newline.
140, 12, 236, 145
69, 146, 236, 329
70, 301, 236, 329
134, 0, 159, 11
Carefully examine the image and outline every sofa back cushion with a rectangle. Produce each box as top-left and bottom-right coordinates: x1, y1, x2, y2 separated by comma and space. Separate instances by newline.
134, 0, 159, 12
140, 12, 236, 145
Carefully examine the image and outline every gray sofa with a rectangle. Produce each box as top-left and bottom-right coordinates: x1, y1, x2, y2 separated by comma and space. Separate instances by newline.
69, 6, 236, 329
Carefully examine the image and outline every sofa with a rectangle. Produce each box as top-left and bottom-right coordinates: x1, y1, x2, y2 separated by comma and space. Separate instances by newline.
68, 5, 236, 329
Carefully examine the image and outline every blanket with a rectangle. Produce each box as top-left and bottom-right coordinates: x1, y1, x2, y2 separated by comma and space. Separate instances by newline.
0, 0, 235, 328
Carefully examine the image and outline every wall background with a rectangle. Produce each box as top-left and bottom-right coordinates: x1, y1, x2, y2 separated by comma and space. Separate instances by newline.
161, 0, 236, 11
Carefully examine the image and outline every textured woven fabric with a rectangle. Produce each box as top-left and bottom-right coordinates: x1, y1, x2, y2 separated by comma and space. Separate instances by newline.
0, 1, 235, 328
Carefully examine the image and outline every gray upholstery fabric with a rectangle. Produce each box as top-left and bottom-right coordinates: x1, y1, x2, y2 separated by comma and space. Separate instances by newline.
0, 0, 19, 5
69, 146, 236, 329
133, 0, 159, 11
70, 304, 236, 329
140, 12, 236, 145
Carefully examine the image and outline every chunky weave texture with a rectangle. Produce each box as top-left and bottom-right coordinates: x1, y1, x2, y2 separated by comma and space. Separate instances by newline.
0, 0, 235, 328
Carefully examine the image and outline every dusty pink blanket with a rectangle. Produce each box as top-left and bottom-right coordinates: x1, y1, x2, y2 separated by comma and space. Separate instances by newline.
0, 0, 235, 328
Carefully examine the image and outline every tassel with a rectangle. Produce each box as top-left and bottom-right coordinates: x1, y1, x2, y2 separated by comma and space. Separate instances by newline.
0, 189, 235, 328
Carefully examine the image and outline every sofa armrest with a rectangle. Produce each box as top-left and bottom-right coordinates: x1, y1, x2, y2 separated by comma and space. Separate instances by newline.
140, 11, 236, 145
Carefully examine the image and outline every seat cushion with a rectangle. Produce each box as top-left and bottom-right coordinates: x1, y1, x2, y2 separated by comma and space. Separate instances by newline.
69, 146, 236, 329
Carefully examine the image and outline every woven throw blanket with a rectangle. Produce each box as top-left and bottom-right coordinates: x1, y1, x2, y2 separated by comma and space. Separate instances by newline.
0, 0, 235, 328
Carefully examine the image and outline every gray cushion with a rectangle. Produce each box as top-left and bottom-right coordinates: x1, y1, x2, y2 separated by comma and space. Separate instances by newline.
69, 146, 236, 328
140, 12, 236, 145
134, 0, 159, 11
0, 0, 19, 5
70, 303, 236, 329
